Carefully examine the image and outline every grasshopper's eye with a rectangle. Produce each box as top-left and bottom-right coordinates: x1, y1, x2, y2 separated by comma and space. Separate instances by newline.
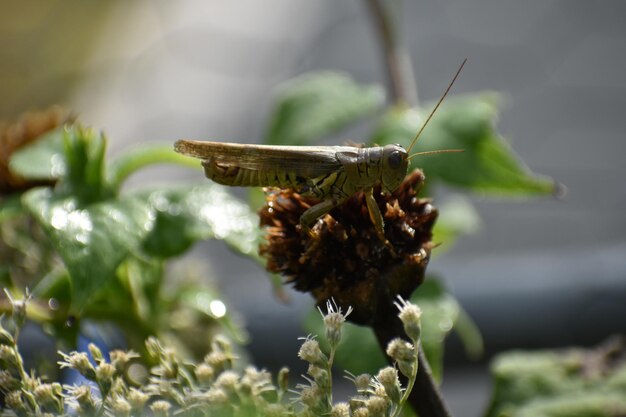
388, 151, 403, 169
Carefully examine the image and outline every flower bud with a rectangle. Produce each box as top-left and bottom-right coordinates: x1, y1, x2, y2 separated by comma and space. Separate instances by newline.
307, 365, 330, 390
95, 363, 116, 396
59, 351, 96, 380
366, 396, 389, 417
204, 351, 230, 372
0, 369, 19, 392
5, 391, 29, 417
386, 338, 417, 378
72, 385, 97, 415
111, 398, 131, 417
299, 383, 326, 413
386, 338, 416, 363
0, 345, 19, 370
214, 370, 239, 397
320, 300, 353, 349
200, 387, 229, 407
331, 402, 351, 417
394, 297, 422, 343
298, 338, 328, 368
150, 400, 172, 417
127, 388, 149, 412
21, 375, 38, 392
348, 396, 366, 411
88, 343, 104, 364
352, 407, 370, 417
352, 373, 371, 393
277, 367, 290, 393
195, 363, 215, 386
375, 367, 401, 404
33, 383, 63, 413
145, 337, 163, 360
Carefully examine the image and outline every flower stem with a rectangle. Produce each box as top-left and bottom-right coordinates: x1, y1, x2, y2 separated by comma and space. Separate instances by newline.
326, 348, 335, 410
391, 345, 418, 417
106, 144, 201, 191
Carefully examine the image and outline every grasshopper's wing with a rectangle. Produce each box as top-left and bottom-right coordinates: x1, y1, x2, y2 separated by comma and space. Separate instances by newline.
175, 140, 352, 178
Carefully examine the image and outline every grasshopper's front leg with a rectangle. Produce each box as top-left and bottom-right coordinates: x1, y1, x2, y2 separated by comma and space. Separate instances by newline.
365, 189, 397, 254
299, 198, 343, 238
364, 188, 386, 242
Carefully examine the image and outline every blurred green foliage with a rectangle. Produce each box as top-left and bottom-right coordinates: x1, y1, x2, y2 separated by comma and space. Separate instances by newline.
2, 126, 250, 356
265, 72, 384, 146
486, 339, 626, 417
371, 94, 555, 195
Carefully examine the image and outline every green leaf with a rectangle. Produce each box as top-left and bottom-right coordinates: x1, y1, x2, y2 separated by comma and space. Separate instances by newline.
61, 127, 109, 202
11, 126, 112, 202
265, 72, 384, 145
371, 94, 557, 195
22, 188, 153, 312
139, 183, 261, 258
30, 267, 72, 306
431, 194, 481, 252
9, 127, 66, 181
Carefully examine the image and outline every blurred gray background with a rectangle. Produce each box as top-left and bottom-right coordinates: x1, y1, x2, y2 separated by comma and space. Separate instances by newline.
2, 1, 625, 415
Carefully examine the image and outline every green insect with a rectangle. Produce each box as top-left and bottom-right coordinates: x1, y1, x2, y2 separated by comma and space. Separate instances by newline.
175, 60, 465, 241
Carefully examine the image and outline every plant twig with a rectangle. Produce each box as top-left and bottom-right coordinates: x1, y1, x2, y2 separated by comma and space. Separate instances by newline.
365, 0, 418, 106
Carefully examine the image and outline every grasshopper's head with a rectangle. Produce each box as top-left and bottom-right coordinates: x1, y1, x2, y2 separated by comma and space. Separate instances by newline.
381, 144, 409, 192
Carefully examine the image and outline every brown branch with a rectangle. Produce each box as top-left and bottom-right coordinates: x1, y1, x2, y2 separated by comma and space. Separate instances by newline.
365, 0, 418, 106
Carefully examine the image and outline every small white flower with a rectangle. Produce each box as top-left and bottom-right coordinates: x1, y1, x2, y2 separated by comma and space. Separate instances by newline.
394, 296, 422, 342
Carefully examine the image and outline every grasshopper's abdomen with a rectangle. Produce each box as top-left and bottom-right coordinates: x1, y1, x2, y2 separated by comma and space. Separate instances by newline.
202, 157, 351, 200
202, 158, 304, 189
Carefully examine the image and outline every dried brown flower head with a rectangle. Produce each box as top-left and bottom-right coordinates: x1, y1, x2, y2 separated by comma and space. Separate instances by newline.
259, 170, 437, 325
0, 105, 74, 195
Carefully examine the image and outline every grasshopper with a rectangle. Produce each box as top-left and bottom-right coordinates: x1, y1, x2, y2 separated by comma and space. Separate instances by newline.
175, 60, 466, 241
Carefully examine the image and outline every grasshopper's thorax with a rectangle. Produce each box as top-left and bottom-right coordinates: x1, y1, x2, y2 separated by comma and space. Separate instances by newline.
380, 144, 409, 192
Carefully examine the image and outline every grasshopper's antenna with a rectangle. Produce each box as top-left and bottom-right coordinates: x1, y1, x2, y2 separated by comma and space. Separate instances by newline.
406, 58, 467, 155
407, 148, 463, 161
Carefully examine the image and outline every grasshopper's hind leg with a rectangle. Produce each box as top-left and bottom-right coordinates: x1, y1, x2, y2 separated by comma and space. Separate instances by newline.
299, 198, 343, 238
